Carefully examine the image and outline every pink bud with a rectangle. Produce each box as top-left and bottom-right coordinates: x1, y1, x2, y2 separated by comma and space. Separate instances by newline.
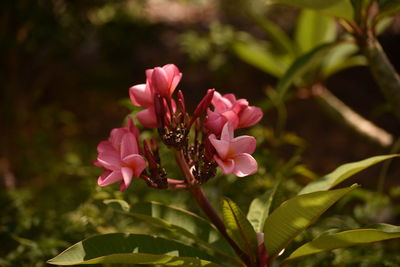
191, 89, 215, 124
149, 64, 182, 97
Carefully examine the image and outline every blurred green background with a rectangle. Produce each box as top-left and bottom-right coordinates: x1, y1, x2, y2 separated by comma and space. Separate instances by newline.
1, 0, 400, 266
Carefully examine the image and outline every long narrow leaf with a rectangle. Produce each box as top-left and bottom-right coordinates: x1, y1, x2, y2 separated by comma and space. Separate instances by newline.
282, 224, 400, 264
247, 182, 280, 232
48, 233, 223, 266
276, 42, 336, 101
299, 154, 398, 195
222, 197, 258, 265
295, 9, 336, 54
263, 185, 358, 257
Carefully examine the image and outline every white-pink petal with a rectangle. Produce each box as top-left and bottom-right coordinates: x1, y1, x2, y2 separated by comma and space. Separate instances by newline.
239, 106, 263, 128
230, 135, 256, 155
209, 134, 230, 159
122, 154, 147, 177
233, 153, 258, 177
220, 122, 234, 142
214, 156, 235, 174
98, 171, 122, 186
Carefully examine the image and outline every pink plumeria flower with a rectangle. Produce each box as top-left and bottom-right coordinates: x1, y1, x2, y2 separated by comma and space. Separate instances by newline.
208, 122, 258, 177
129, 64, 181, 128
148, 64, 182, 97
94, 118, 147, 191
205, 91, 263, 135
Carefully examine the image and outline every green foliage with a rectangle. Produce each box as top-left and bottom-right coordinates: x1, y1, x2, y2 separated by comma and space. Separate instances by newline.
283, 225, 400, 264
263, 185, 358, 257
299, 154, 399, 195
221, 197, 258, 265
47, 233, 223, 266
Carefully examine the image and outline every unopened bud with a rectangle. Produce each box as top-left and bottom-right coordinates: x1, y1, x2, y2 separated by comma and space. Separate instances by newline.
143, 139, 157, 170
154, 94, 166, 129
190, 89, 215, 126
177, 90, 186, 115
150, 137, 160, 163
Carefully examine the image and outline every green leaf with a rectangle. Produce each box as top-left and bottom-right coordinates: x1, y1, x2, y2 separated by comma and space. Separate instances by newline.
277, 42, 336, 100
232, 34, 290, 77
282, 224, 400, 264
299, 154, 399, 195
103, 199, 130, 212
48, 233, 223, 266
118, 212, 241, 265
130, 201, 225, 247
253, 15, 296, 57
321, 42, 367, 77
266, 0, 353, 20
295, 9, 337, 54
221, 197, 258, 265
247, 182, 280, 232
376, 0, 400, 21
263, 185, 358, 257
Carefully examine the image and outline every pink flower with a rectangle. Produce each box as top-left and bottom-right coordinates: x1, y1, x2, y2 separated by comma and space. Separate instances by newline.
94, 118, 147, 191
148, 64, 182, 97
129, 64, 181, 128
205, 91, 263, 135
208, 122, 258, 177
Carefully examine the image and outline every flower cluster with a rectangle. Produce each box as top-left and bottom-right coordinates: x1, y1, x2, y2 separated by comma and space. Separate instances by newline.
94, 64, 263, 191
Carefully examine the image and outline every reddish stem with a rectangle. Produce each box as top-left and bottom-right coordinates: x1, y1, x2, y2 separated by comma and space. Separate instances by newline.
174, 150, 251, 266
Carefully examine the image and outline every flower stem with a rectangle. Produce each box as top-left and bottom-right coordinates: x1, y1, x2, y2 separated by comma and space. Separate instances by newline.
174, 150, 251, 266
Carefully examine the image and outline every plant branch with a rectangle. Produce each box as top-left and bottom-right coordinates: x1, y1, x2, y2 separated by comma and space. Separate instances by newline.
174, 150, 250, 266
312, 83, 393, 148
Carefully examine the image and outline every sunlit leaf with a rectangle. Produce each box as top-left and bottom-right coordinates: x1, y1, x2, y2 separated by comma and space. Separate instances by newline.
295, 9, 337, 54
48, 233, 222, 266
299, 154, 399, 195
282, 224, 400, 264
247, 182, 280, 232
232, 35, 290, 77
113, 211, 241, 265
263, 185, 358, 257
266, 0, 353, 19
222, 197, 258, 265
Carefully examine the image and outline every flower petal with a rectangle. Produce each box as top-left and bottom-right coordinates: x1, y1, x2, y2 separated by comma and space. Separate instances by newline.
212, 91, 231, 112
120, 167, 133, 191
209, 134, 230, 159
230, 135, 256, 154
97, 141, 113, 153
205, 109, 226, 135
129, 84, 153, 107
163, 64, 182, 95
214, 156, 235, 174
97, 149, 121, 171
98, 170, 122, 186
120, 132, 139, 159
109, 128, 126, 149
137, 107, 158, 128
233, 153, 258, 177
220, 122, 234, 142
151, 67, 169, 96
239, 106, 263, 128
122, 154, 147, 177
